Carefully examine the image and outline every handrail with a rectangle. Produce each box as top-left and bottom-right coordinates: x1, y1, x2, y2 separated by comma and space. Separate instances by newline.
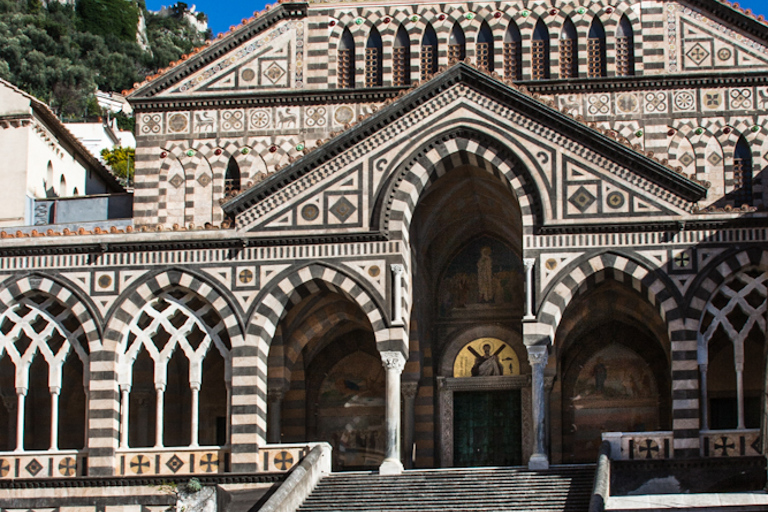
588, 440, 612, 512
258, 443, 332, 512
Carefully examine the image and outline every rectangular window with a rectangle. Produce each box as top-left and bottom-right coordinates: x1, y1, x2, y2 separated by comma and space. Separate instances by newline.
365, 47, 381, 87
393, 46, 408, 86
420, 45, 436, 81
532, 40, 547, 80
476, 42, 491, 71
503, 42, 521, 80
587, 38, 604, 77
733, 157, 753, 205
338, 49, 353, 88
559, 39, 575, 78
616, 37, 632, 76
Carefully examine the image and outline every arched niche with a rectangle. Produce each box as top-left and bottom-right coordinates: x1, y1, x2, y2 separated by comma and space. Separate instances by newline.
554, 280, 671, 464
436, 325, 531, 468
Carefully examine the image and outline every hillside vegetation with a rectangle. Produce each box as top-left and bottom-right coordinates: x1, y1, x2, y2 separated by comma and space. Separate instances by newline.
0, 0, 209, 119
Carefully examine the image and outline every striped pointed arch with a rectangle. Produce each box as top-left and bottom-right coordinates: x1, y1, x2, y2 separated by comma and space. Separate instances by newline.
687, 248, 768, 335
104, 268, 244, 353
539, 251, 681, 336
242, 262, 391, 453
0, 274, 100, 352
375, 127, 544, 243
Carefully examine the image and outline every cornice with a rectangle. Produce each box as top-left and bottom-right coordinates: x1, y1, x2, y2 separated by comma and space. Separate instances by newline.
222, 63, 707, 219
522, 70, 768, 95
130, 87, 402, 112
536, 214, 768, 235
0, 231, 388, 257
0, 472, 284, 489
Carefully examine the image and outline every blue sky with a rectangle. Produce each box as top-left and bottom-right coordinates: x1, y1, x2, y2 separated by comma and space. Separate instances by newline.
144, 0, 768, 39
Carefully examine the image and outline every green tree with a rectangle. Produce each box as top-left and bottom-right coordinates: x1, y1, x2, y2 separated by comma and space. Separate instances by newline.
101, 145, 135, 184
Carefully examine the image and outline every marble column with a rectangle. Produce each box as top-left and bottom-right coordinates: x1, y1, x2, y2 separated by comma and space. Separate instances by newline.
402, 381, 419, 469
523, 258, 536, 320
699, 363, 708, 431
50, 386, 61, 450
190, 384, 200, 447
380, 351, 406, 475
119, 386, 130, 448
267, 387, 285, 444
391, 264, 404, 325
15, 387, 26, 452
155, 386, 165, 448
527, 345, 549, 470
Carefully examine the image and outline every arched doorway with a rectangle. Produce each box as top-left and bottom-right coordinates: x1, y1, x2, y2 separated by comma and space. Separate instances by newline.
409, 160, 527, 467
555, 280, 672, 463
267, 285, 384, 471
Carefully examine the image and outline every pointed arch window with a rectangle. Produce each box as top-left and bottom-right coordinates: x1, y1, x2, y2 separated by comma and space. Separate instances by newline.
476, 22, 494, 72
338, 29, 355, 89
532, 19, 550, 80
393, 26, 411, 86
616, 16, 635, 76
224, 157, 241, 197
119, 289, 232, 449
733, 136, 753, 205
503, 22, 522, 80
588, 18, 607, 78
560, 18, 578, 79
421, 24, 438, 81
365, 28, 383, 87
448, 23, 466, 63
0, 293, 89, 453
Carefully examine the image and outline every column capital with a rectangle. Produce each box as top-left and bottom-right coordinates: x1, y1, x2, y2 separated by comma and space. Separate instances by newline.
381, 351, 407, 372
523, 258, 536, 270
402, 381, 419, 399
526, 345, 549, 366
390, 264, 405, 275
268, 386, 287, 402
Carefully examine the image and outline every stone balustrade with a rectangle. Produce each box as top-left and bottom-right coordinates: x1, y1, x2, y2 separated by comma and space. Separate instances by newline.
0, 450, 85, 479
602, 431, 673, 460
700, 429, 761, 458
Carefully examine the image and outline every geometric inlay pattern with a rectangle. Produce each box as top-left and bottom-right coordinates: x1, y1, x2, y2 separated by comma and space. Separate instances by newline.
199, 453, 219, 472
707, 153, 723, 166
197, 174, 212, 188
329, 197, 356, 222
58, 457, 77, 477
25, 458, 43, 476
679, 153, 695, 167
169, 174, 185, 189
166, 454, 184, 473
686, 42, 710, 65
700, 269, 767, 350
568, 186, 596, 213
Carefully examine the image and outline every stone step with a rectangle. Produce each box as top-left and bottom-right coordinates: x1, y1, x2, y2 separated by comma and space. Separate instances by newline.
297, 465, 595, 512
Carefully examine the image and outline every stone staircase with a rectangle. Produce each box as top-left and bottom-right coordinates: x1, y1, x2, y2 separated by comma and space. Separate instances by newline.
296, 465, 595, 512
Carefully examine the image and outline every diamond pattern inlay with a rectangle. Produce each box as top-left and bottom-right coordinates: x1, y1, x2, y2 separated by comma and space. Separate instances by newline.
686, 43, 710, 65
166, 454, 184, 473
25, 458, 43, 476
197, 173, 212, 188
169, 174, 184, 189
679, 153, 695, 167
707, 153, 723, 166
568, 186, 596, 213
329, 197, 356, 222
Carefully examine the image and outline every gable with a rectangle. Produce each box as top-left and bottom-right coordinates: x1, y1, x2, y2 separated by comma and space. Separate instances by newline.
675, 2, 768, 72
128, 4, 306, 100
223, 65, 707, 236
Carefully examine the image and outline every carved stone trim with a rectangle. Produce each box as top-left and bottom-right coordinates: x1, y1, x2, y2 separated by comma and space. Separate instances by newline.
438, 376, 532, 467
402, 381, 419, 399
380, 351, 406, 372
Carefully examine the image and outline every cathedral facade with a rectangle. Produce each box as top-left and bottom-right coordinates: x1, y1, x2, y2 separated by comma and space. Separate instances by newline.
0, 0, 767, 498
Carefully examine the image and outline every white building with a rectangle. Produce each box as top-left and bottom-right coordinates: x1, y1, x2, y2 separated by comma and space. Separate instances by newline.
0, 79, 126, 227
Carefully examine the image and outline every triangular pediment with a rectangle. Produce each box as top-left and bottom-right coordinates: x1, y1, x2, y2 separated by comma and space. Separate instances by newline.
677, 4, 768, 71
223, 64, 707, 236
127, 4, 307, 100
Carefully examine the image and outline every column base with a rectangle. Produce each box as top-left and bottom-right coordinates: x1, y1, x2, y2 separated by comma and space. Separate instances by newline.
379, 458, 404, 475
528, 453, 549, 470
